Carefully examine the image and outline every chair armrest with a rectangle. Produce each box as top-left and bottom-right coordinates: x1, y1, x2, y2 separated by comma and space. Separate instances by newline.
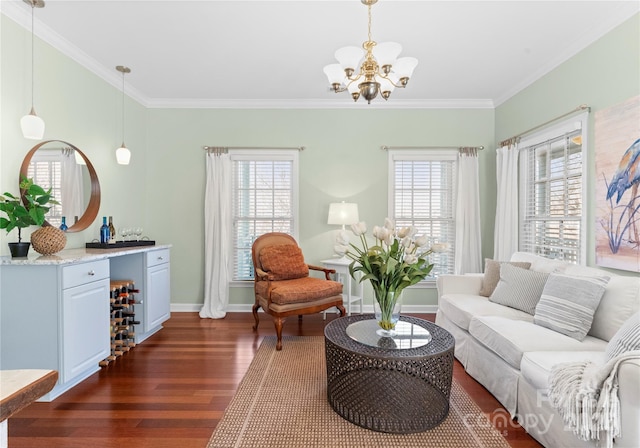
618, 357, 640, 447
436, 273, 484, 299
308, 264, 336, 280
255, 267, 275, 282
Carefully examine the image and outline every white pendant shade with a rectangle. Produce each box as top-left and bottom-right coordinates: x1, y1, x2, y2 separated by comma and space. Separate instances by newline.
116, 144, 131, 165
393, 57, 419, 79
335, 46, 364, 71
372, 42, 402, 67
20, 109, 45, 140
323, 64, 345, 84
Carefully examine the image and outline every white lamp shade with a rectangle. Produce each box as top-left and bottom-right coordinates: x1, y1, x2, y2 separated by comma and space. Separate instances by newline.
323, 64, 345, 85
327, 202, 359, 226
379, 74, 398, 93
335, 46, 364, 71
20, 112, 45, 140
373, 42, 402, 67
393, 57, 418, 78
116, 144, 131, 165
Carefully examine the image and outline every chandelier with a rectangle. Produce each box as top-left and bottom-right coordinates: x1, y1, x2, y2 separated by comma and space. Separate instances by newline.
323, 0, 418, 104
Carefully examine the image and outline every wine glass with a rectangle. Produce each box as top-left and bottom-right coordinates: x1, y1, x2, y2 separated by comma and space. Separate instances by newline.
135, 227, 143, 240
120, 227, 129, 242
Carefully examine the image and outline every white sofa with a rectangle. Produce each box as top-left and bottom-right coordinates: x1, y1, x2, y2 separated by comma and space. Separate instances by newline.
435, 252, 640, 448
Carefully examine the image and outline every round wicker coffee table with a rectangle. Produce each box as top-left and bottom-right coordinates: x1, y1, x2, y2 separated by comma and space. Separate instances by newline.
324, 314, 455, 433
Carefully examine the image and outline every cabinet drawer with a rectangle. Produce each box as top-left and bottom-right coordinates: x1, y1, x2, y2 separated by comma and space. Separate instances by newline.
146, 248, 170, 267
62, 260, 110, 289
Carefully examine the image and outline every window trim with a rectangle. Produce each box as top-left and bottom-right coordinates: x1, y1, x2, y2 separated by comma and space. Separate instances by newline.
229, 149, 299, 286
517, 112, 589, 264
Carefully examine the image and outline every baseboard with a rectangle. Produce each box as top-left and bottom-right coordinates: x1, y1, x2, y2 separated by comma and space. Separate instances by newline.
170, 304, 439, 314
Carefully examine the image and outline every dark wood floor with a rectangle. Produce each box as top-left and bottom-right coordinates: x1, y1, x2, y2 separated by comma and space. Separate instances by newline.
8, 312, 541, 448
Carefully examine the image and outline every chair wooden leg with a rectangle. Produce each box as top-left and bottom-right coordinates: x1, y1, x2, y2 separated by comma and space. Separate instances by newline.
252, 302, 261, 331
274, 317, 285, 350
337, 304, 346, 317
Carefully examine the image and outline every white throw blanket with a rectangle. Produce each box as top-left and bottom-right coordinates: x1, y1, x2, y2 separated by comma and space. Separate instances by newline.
548, 350, 640, 448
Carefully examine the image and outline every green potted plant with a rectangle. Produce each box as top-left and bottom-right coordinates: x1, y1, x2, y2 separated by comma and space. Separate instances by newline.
0, 177, 59, 257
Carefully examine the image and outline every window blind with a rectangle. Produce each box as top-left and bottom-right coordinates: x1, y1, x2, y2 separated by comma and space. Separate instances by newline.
520, 129, 583, 263
232, 158, 295, 281
390, 154, 457, 278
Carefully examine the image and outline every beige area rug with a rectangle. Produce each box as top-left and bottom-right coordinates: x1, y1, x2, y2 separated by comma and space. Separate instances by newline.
208, 336, 510, 448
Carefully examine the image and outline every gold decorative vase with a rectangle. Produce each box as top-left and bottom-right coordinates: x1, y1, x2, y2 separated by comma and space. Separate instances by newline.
31, 225, 66, 255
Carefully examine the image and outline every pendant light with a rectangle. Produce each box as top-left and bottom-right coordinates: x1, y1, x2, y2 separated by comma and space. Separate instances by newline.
115, 65, 131, 165
20, 0, 46, 140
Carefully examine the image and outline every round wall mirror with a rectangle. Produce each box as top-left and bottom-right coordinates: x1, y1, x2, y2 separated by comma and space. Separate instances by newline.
20, 140, 100, 233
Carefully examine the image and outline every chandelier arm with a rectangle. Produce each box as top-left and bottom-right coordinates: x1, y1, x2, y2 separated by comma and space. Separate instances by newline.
377, 74, 408, 89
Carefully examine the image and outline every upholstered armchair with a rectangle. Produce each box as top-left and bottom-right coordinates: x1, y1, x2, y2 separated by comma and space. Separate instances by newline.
252, 232, 346, 350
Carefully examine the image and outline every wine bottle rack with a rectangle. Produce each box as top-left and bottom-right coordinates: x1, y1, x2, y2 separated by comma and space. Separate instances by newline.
100, 280, 140, 367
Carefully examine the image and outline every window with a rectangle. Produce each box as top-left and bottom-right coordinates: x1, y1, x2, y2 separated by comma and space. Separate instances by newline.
27, 149, 63, 227
231, 150, 298, 281
519, 115, 587, 263
389, 150, 457, 280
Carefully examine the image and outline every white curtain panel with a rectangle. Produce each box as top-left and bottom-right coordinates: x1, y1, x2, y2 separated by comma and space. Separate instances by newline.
200, 151, 232, 319
493, 145, 520, 261
61, 150, 84, 219
454, 149, 482, 274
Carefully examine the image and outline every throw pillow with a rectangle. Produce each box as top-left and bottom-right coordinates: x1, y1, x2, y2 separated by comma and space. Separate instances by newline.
479, 259, 532, 297
533, 274, 609, 341
606, 312, 640, 360
259, 245, 309, 281
489, 264, 549, 315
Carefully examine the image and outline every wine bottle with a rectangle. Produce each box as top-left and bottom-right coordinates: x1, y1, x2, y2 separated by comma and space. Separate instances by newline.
108, 216, 116, 243
100, 216, 109, 244
59, 216, 68, 231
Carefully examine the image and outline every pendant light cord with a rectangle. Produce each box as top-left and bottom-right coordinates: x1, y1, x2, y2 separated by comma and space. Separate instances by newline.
30, 2, 35, 109
121, 70, 125, 144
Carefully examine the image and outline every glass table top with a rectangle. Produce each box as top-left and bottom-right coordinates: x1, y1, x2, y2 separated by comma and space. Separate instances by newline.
345, 319, 432, 350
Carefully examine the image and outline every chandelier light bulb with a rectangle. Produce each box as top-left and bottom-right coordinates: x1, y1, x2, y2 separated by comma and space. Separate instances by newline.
323, 0, 417, 104
115, 65, 132, 165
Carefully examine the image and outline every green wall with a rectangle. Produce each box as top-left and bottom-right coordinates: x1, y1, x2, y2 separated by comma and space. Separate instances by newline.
146, 108, 495, 308
495, 13, 640, 270
1, 15, 148, 252
2, 12, 638, 310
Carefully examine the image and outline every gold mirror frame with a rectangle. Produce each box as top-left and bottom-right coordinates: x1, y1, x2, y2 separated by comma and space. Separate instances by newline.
20, 140, 100, 233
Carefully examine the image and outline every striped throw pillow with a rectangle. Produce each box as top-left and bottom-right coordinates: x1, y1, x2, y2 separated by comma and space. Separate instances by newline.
606, 312, 640, 360
534, 274, 609, 341
489, 264, 549, 315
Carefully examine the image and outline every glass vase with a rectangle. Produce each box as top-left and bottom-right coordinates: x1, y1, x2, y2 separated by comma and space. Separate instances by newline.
373, 290, 402, 337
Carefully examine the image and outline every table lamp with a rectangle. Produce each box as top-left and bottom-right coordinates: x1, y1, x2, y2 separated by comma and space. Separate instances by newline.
327, 202, 359, 230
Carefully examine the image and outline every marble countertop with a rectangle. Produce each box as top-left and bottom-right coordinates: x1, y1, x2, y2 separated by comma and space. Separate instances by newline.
0, 244, 171, 266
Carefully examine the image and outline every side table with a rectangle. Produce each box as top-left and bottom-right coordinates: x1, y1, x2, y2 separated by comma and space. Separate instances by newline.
320, 258, 363, 316
324, 315, 455, 433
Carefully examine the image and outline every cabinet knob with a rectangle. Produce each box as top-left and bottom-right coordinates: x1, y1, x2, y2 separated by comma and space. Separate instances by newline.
158, 256, 163, 261
88, 270, 95, 276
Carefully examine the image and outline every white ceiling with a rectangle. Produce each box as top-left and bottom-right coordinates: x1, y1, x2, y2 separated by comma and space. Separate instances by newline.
2, 0, 638, 109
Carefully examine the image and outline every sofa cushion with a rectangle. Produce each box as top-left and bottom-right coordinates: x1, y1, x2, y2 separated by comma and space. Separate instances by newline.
564, 265, 640, 341
510, 251, 571, 273
533, 273, 609, 341
479, 259, 532, 297
489, 264, 549, 315
521, 351, 606, 392
438, 293, 533, 331
468, 316, 608, 369
606, 312, 640, 360
259, 245, 309, 280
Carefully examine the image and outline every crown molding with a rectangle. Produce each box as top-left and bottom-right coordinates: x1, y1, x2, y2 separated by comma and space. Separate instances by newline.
1, 0, 149, 107
494, 3, 639, 106
145, 98, 495, 110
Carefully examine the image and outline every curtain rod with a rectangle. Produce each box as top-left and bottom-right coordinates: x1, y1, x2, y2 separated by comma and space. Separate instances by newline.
203, 145, 305, 151
381, 145, 484, 151
499, 104, 590, 148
